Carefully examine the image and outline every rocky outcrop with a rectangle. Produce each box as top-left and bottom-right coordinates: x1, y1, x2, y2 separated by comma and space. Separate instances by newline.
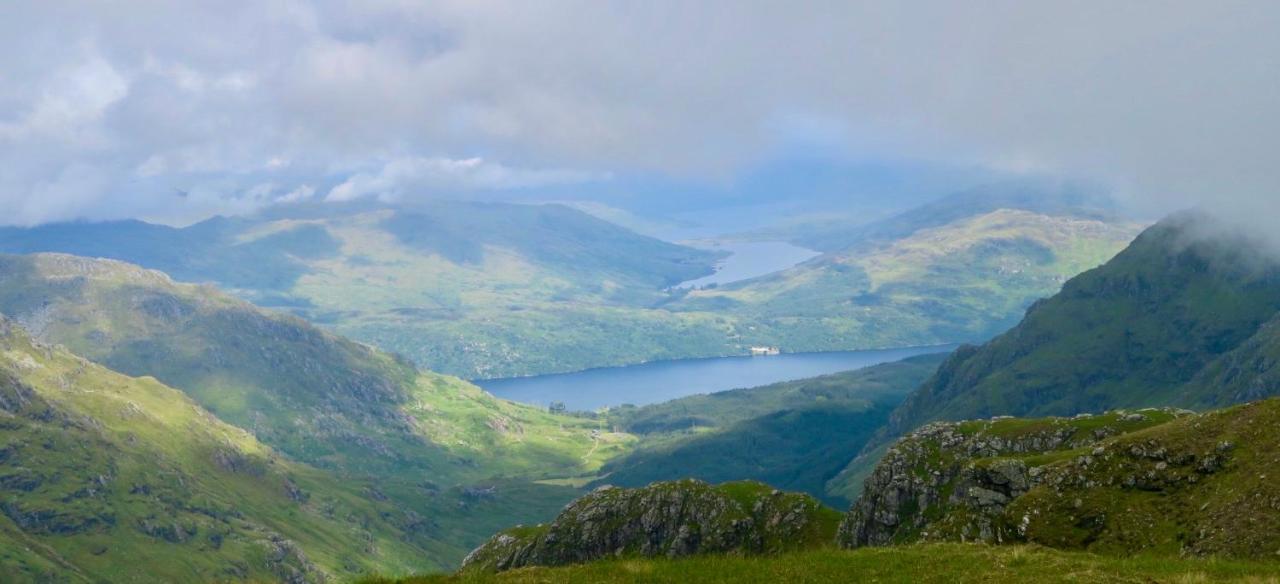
838, 409, 1187, 548
461, 480, 838, 572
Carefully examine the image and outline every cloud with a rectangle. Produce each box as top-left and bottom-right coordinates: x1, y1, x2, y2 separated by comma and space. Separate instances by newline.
326, 157, 610, 202
0, 1, 1277, 225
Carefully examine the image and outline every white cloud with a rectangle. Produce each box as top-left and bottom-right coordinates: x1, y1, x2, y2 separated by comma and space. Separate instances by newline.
0, 1, 1278, 225
327, 157, 608, 202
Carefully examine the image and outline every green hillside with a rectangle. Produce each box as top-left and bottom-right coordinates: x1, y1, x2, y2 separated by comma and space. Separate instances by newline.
0, 316, 454, 581
884, 211, 1280, 439
0, 253, 631, 484
597, 354, 947, 504
0, 253, 638, 573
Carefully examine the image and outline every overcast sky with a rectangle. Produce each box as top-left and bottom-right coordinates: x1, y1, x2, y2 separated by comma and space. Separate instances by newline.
2, 1, 1277, 226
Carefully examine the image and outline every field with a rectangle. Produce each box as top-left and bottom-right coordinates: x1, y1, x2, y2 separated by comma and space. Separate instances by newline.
363, 543, 1280, 583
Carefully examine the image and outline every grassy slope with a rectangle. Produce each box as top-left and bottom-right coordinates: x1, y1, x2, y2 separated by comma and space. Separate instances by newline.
0, 253, 635, 571
597, 354, 947, 505
0, 201, 1136, 380
884, 212, 1280, 439
1013, 398, 1280, 557
366, 543, 1280, 583
0, 319, 446, 581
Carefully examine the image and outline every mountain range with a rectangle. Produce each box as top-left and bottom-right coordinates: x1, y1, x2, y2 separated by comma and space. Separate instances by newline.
0, 186, 1141, 379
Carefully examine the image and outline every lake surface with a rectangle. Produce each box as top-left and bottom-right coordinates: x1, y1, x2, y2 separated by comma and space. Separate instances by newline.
675, 241, 820, 288
477, 345, 954, 411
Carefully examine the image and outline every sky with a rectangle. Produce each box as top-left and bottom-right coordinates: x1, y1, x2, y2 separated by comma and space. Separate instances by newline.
2, 1, 1278, 227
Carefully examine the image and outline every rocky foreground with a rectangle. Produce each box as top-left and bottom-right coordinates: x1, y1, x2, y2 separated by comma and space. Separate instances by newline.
460, 480, 840, 572
840, 400, 1280, 557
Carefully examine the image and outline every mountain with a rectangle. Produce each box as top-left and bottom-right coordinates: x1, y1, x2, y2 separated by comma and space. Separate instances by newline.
0, 253, 628, 483
763, 180, 1122, 252
0, 316, 461, 581
841, 399, 1280, 558
0, 253, 636, 573
458, 480, 840, 573
597, 354, 948, 504
672, 207, 1142, 358
0, 195, 1138, 379
0, 201, 723, 378
884, 211, 1280, 439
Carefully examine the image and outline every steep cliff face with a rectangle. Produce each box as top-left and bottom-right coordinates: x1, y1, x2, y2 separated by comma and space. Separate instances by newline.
838, 409, 1184, 548
462, 480, 840, 572
843, 399, 1280, 558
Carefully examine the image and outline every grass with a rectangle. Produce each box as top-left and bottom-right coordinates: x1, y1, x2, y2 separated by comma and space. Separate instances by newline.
360, 543, 1280, 583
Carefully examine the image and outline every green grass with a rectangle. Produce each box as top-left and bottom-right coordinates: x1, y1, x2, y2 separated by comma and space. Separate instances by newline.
360, 543, 1280, 583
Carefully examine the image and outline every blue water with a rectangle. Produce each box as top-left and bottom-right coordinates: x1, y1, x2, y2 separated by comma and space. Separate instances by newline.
675, 241, 820, 288
477, 345, 954, 411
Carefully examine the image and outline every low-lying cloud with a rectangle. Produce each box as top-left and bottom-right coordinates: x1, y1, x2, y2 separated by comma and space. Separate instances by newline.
1, 1, 1277, 226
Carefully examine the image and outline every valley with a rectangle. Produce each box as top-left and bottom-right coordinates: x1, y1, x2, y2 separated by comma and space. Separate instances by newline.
477, 345, 952, 411
0, 190, 1141, 380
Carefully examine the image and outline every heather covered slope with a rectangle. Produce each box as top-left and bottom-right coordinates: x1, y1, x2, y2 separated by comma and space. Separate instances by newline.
884, 212, 1280, 438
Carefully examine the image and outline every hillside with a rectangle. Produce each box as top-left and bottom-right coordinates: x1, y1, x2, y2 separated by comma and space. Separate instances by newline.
367, 543, 1280, 583
0, 201, 723, 378
459, 480, 840, 573
841, 399, 1280, 559
0, 197, 1138, 379
0, 253, 629, 484
0, 253, 636, 571
0, 316, 461, 581
597, 354, 947, 504
672, 209, 1142, 357
884, 211, 1280, 439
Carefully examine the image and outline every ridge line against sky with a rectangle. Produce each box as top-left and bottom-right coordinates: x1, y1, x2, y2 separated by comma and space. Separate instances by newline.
1, 1, 1278, 227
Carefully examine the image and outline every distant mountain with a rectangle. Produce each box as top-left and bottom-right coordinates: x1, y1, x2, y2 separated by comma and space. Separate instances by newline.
598, 354, 947, 505
762, 179, 1124, 253
0, 253, 633, 571
0, 194, 1139, 379
0, 201, 722, 378
674, 208, 1142, 357
884, 211, 1280, 439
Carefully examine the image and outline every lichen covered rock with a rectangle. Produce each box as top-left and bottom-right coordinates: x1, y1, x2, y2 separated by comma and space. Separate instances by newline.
462, 480, 839, 572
